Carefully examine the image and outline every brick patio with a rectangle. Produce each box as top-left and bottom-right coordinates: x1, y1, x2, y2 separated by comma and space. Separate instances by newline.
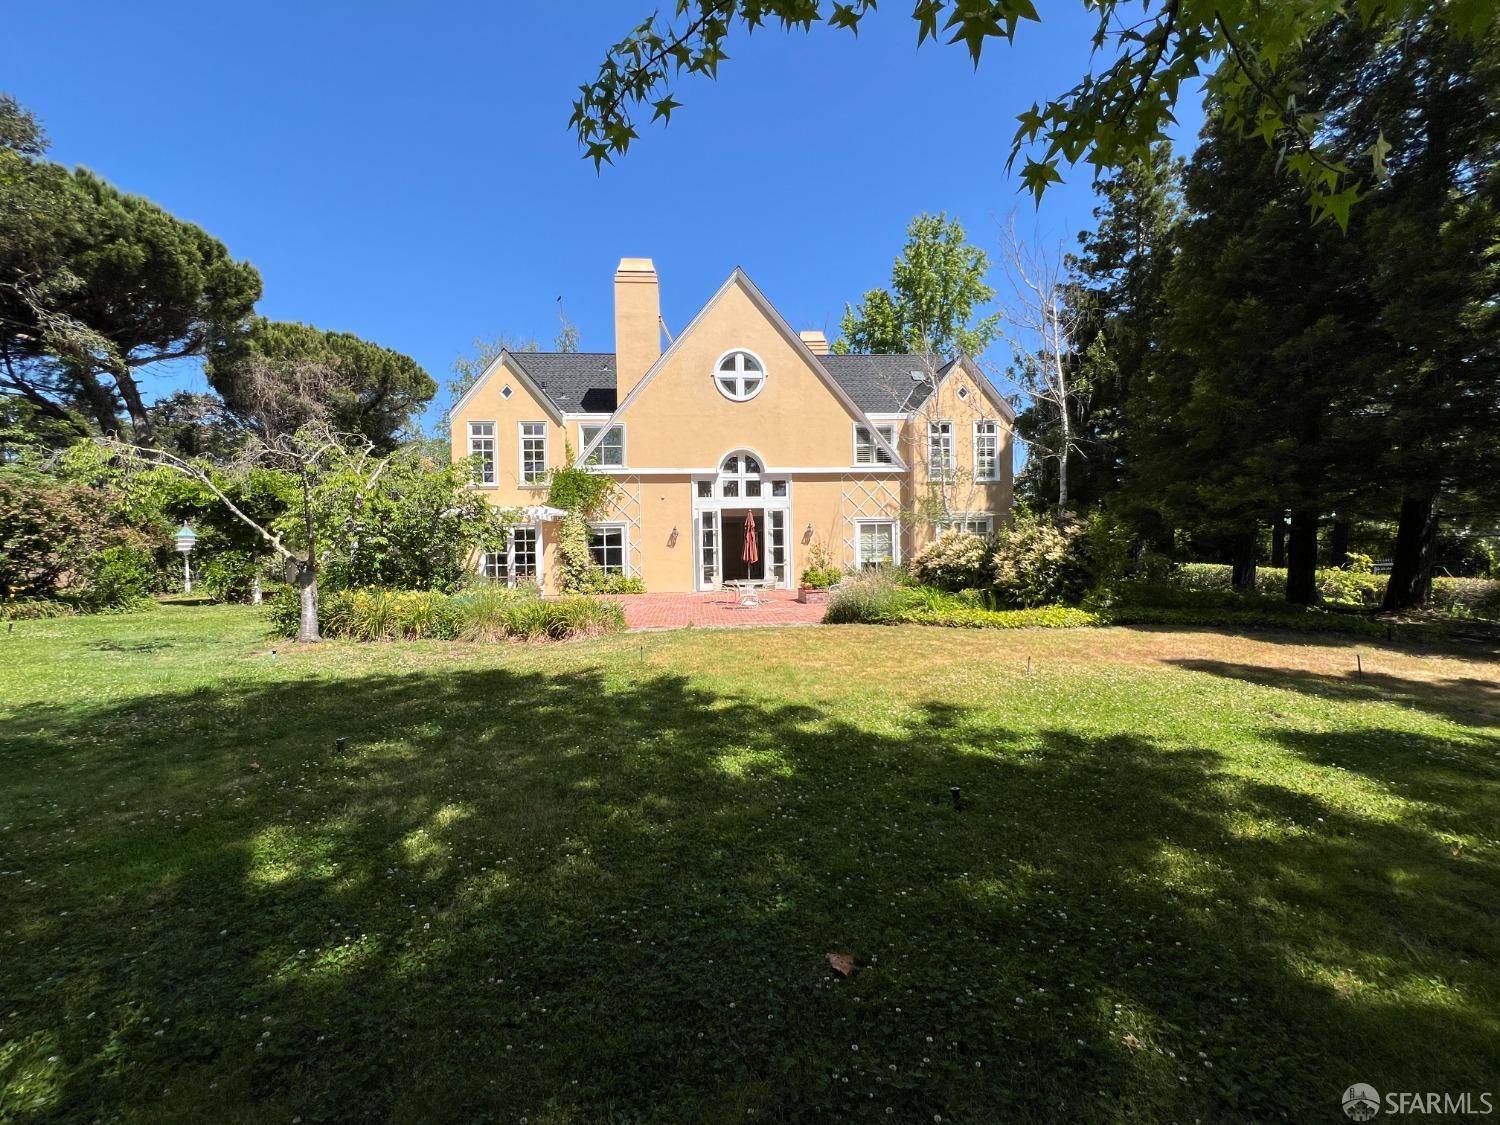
600, 590, 827, 631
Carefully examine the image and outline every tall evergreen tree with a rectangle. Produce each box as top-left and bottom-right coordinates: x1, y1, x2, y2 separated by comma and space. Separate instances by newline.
1312, 16, 1500, 607
207, 317, 435, 451
1128, 114, 1373, 603
0, 97, 261, 441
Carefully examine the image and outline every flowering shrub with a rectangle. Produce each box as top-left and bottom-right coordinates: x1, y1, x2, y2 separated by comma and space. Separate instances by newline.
909, 530, 989, 591
990, 512, 1091, 608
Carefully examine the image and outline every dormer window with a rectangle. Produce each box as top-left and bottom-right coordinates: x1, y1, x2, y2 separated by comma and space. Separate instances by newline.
715, 350, 766, 401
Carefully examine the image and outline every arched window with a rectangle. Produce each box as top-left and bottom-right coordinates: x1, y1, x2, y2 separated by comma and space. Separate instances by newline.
715, 350, 766, 401
694, 450, 789, 502
717, 451, 764, 499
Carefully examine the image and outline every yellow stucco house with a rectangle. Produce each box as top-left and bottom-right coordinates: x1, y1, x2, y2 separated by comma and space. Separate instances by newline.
449, 258, 1014, 593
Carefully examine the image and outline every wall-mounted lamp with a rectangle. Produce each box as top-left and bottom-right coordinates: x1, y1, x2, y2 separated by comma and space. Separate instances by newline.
667, 526, 679, 547
802, 524, 815, 544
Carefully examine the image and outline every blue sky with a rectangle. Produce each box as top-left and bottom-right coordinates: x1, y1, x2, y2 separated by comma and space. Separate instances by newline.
10, 1, 1202, 432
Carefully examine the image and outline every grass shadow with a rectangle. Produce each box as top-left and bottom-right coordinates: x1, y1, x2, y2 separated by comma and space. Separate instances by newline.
1, 652, 1497, 1122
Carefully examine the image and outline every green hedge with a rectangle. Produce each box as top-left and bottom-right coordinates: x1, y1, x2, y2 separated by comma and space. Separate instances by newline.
1108, 603, 1388, 637
1173, 564, 1500, 620
824, 575, 1098, 629
1175, 562, 1386, 607
894, 604, 1101, 630
265, 585, 626, 642
1431, 577, 1500, 620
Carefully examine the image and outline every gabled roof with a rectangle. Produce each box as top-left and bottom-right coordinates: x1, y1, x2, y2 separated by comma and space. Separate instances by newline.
577, 268, 906, 469
505, 352, 617, 414
937, 354, 1018, 423
820, 354, 938, 413
447, 350, 616, 421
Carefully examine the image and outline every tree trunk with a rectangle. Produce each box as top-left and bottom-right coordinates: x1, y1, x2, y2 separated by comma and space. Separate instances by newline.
295, 469, 321, 641
1230, 529, 1258, 593
296, 561, 321, 643
1382, 493, 1440, 611
110, 360, 154, 444
251, 572, 263, 606
1271, 516, 1286, 568
1329, 517, 1351, 569
1285, 509, 1319, 605
72, 363, 124, 436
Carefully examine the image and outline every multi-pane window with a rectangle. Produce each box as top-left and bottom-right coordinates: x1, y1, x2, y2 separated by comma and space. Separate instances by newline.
767, 510, 788, 586
478, 527, 539, 585
519, 422, 547, 484
510, 527, 538, 579
719, 452, 758, 499
856, 521, 897, 570
974, 421, 1000, 481
935, 516, 994, 537
715, 350, 765, 401
581, 424, 625, 467
468, 422, 495, 485
927, 421, 954, 479
699, 511, 719, 588
854, 424, 896, 466
479, 547, 507, 579
588, 525, 626, 575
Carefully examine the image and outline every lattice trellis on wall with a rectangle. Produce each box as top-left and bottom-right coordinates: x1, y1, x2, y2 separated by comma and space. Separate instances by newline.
838, 475, 903, 567
600, 476, 645, 578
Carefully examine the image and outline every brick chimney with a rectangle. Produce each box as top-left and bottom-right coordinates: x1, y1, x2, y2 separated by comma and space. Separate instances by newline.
614, 258, 661, 401
799, 329, 830, 356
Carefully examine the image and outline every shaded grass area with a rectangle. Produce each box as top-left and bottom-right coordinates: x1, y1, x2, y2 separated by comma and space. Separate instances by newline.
1, 607, 1498, 1122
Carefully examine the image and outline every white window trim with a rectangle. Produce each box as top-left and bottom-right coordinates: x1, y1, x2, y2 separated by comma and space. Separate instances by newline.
973, 420, 1001, 482
928, 420, 955, 479
467, 420, 497, 488
579, 422, 627, 468
518, 421, 548, 487
852, 422, 896, 467
713, 348, 767, 402
933, 513, 996, 537
587, 520, 630, 577
853, 518, 901, 569
479, 522, 544, 587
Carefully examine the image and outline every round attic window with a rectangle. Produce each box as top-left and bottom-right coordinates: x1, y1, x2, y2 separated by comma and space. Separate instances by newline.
714, 350, 766, 401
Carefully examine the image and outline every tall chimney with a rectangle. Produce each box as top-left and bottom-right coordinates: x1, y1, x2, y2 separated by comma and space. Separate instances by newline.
614, 258, 661, 401
799, 329, 830, 356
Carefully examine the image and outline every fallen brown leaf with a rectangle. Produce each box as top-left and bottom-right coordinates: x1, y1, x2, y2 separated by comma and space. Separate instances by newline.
827, 952, 854, 976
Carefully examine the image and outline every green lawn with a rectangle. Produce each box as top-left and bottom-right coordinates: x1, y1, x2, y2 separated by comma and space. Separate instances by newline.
2, 607, 1497, 1123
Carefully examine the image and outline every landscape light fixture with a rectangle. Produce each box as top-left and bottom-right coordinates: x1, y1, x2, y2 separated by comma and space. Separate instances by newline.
173, 523, 198, 593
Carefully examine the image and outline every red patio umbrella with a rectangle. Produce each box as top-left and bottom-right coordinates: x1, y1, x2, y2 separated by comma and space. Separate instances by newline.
742, 511, 760, 567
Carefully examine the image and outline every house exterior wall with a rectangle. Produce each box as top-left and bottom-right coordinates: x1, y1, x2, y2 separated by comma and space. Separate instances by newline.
615, 282, 879, 469
449, 267, 1013, 594
898, 360, 1015, 557
449, 358, 568, 502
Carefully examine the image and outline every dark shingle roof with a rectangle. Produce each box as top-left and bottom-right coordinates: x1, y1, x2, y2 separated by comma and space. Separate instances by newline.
505, 350, 952, 416
818, 354, 942, 413
506, 352, 617, 414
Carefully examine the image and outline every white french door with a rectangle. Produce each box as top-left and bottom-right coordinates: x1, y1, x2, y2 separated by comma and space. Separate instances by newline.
696, 509, 721, 591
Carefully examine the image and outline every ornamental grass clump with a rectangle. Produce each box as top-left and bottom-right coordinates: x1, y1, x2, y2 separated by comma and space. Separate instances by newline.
823, 570, 906, 624
267, 584, 623, 642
